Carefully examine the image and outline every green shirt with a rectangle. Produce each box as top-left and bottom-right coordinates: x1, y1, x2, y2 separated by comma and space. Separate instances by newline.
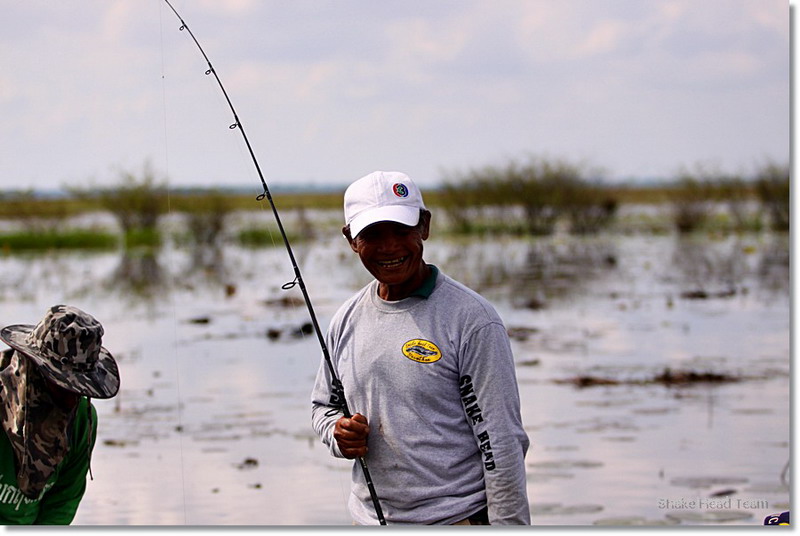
0, 397, 97, 525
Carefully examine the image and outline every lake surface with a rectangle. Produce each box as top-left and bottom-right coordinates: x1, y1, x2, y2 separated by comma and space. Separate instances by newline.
0, 226, 789, 526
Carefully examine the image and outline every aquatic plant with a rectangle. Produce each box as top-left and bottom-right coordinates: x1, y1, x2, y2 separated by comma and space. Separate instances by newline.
713, 173, 760, 232
555, 367, 742, 388
669, 168, 718, 234
0, 229, 117, 252
172, 189, 235, 247
668, 163, 772, 234
754, 161, 789, 232
0, 190, 77, 232
440, 155, 617, 236
236, 226, 303, 248
69, 161, 169, 248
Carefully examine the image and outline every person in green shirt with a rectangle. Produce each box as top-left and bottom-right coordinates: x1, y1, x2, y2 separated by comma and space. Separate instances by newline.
0, 305, 120, 524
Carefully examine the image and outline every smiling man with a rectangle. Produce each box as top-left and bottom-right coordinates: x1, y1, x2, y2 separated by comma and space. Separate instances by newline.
311, 171, 530, 525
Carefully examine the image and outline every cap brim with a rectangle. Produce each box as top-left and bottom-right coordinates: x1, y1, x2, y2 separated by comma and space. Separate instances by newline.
0, 325, 120, 399
349, 205, 420, 238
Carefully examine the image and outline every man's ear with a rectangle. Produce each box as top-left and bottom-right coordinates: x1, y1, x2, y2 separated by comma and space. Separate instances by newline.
420, 210, 431, 240
342, 225, 358, 252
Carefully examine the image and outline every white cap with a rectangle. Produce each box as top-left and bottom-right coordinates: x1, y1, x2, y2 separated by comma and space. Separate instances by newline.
344, 171, 426, 238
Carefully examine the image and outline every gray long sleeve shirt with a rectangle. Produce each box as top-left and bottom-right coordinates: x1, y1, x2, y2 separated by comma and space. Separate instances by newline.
311, 269, 530, 525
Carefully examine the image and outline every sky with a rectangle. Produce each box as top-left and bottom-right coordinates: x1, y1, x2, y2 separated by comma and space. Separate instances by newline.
0, 0, 790, 192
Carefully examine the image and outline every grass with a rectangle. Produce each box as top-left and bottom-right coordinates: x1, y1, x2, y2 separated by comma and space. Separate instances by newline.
0, 230, 118, 252
124, 229, 162, 248
236, 226, 305, 248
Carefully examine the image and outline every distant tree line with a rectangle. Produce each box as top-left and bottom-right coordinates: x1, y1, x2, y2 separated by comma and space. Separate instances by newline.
439, 156, 789, 235
0, 156, 789, 253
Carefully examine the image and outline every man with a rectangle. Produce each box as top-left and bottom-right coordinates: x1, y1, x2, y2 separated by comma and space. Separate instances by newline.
311, 171, 530, 525
0, 305, 120, 524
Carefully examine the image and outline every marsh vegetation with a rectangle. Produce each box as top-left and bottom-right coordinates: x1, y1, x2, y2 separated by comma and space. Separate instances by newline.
0, 157, 789, 254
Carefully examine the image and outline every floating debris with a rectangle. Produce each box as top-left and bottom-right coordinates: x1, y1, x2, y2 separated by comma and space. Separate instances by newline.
103, 439, 136, 448
265, 322, 313, 341
262, 296, 306, 308
524, 298, 547, 310
680, 288, 737, 300
266, 328, 281, 341
517, 358, 541, 367
291, 322, 313, 338
555, 368, 741, 388
188, 316, 211, 325
653, 368, 740, 386
556, 376, 620, 388
507, 326, 539, 341
236, 457, 259, 470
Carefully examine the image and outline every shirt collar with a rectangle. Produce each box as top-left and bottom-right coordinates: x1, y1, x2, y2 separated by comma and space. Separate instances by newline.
409, 264, 439, 299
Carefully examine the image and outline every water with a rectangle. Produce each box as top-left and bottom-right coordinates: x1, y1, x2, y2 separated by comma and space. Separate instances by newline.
0, 229, 789, 526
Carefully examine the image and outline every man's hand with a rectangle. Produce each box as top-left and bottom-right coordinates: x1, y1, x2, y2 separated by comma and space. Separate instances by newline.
334, 413, 369, 459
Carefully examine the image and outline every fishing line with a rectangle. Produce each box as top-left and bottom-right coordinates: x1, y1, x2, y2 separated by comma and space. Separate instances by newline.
160, 0, 386, 525
157, 0, 188, 523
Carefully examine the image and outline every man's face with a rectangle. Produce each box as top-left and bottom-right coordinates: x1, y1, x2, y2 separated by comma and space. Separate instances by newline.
347, 215, 430, 288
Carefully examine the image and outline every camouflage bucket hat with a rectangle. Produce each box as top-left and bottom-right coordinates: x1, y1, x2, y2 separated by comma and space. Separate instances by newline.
0, 305, 120, 399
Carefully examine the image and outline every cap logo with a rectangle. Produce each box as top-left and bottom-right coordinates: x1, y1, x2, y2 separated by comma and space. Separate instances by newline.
392, 183, 409, 198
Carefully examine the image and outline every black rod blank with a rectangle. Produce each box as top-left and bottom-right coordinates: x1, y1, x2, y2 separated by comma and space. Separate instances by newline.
161, 0, 386, 525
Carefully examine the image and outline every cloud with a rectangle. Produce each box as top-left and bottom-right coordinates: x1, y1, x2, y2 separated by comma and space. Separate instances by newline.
0, 0, 788, 189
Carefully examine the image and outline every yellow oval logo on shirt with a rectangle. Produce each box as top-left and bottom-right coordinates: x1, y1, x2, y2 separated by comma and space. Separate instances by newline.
402, 339, 442, 363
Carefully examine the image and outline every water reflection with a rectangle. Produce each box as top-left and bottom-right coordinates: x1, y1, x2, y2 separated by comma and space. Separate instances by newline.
756, 234, 790, 297
109, 249, 166, 300
670, 236, 748, 293
668, 233, 789, 299
512, 239, 619, 309
102, 241, 234, 305
188, 242, 226, 279
431, 236, 619, 311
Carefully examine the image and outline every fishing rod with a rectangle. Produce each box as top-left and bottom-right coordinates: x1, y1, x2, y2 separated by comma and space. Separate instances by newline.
160, 0, 386, 525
